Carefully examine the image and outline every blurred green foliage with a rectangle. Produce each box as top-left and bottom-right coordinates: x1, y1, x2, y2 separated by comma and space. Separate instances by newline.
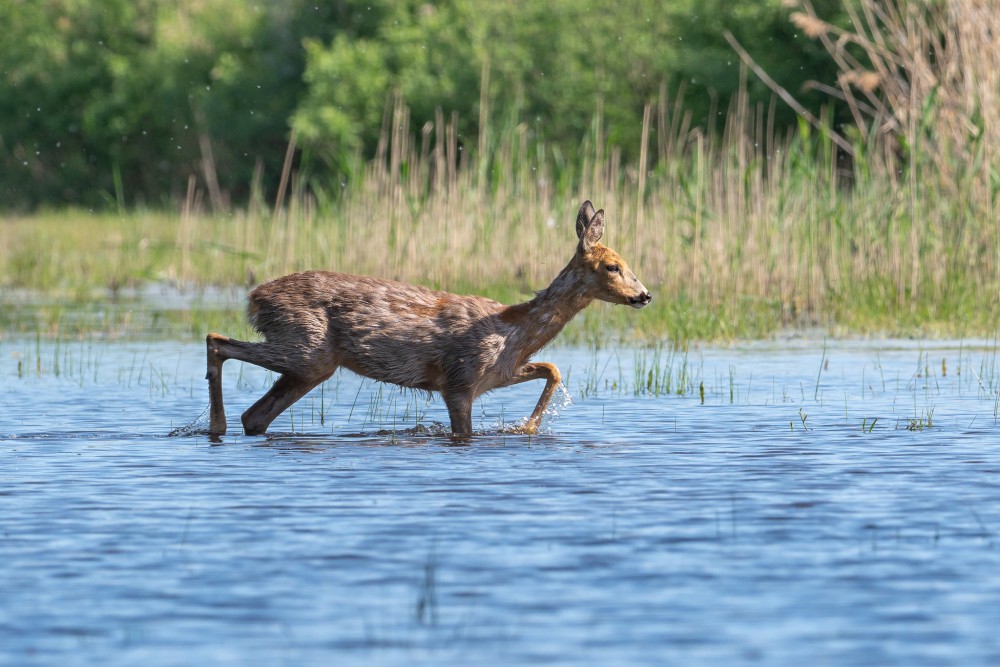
0, 0, 844, 209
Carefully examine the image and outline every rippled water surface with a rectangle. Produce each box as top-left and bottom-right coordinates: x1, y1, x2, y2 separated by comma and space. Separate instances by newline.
3, 337, 1000, 666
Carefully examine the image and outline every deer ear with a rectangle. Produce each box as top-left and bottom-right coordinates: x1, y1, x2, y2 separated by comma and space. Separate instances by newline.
576, 200, 596, 240
581, 209, 605, 251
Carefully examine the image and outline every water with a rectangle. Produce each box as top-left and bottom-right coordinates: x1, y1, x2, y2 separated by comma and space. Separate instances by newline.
2, 337, 1000, 666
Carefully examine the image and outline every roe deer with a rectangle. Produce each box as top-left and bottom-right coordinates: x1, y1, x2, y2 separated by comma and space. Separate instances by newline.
205, 200, 651, 437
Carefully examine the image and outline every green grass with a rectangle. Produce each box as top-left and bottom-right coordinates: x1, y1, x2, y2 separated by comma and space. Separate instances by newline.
2, 82, 998, 342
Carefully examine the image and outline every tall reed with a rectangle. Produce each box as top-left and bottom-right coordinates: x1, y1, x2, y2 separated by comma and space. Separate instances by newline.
2, 0, 997, 341
236, 77, 993, 337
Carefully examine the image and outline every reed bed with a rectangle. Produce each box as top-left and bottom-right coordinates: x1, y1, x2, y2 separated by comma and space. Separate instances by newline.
2, 0, 997, 342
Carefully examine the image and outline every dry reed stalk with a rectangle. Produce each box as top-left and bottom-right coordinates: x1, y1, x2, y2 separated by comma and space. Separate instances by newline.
147, 27, 996, 339
787, 0, 999, 203
177, 175, 199, 285
273, 128, 298, 221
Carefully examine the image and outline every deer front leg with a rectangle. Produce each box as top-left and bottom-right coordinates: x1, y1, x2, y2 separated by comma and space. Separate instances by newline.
505, 362, 562, 434
442, 389, 474, 437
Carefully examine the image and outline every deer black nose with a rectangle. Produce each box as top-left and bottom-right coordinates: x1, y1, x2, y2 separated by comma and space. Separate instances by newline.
629, 291, 652, 307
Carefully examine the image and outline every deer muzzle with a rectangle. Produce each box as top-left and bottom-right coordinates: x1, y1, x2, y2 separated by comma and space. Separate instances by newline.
628, 288, 652, 309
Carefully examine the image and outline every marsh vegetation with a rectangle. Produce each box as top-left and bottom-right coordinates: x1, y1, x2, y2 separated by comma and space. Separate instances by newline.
2, 0, 998, 343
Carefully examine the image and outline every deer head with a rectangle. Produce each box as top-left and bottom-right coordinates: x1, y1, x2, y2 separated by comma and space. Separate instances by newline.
573, 201, 652, 308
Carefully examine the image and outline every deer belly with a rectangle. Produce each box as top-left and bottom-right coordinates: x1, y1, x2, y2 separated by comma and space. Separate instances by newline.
334, 336, 447, 392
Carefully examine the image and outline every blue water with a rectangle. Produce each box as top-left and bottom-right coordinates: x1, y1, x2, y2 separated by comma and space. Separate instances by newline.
2, 337, 1000, 665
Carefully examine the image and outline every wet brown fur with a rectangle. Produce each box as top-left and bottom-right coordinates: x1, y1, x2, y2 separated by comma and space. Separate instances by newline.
205, 201, 651, 437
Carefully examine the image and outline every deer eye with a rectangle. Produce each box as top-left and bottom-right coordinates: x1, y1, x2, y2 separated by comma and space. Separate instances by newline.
606, 264, 620, 273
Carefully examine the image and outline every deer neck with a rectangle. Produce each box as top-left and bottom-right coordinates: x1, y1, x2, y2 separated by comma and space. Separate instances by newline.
502, 263, 594, 357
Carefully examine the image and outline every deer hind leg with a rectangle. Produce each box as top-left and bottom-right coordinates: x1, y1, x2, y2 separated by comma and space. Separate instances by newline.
206, 332, 314, 436
241, 371, 332, 435
206, 333, 235, 435
504, 362, 562, 434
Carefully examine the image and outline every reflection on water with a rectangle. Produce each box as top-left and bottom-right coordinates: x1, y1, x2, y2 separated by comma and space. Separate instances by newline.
2, 337, 1000, 666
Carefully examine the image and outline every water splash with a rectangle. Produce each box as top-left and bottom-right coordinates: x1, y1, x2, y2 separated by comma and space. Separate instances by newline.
486, 383, 574, 435
370, 422, 450, 437
167, 405, 211, 437
546, 382, 574, 419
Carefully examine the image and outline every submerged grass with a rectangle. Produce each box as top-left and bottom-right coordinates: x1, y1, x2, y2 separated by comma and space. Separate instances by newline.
7, 329, 1000, 437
